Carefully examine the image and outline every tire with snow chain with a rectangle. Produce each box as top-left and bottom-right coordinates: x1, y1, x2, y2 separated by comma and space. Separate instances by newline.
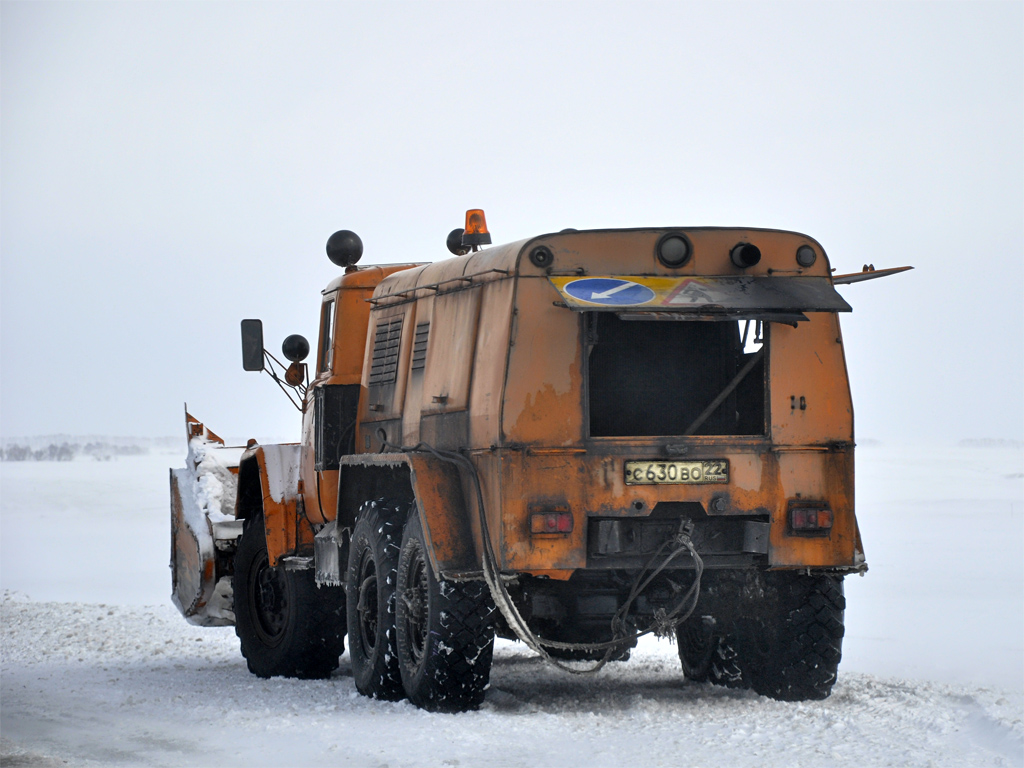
346, 499, 406, 701
748, 573, 845, 701
708, 636, 747, 689
677, 615, 746, 687
233, 510, 345, 679
677, 616, 715, 681
395, 508, 495, 713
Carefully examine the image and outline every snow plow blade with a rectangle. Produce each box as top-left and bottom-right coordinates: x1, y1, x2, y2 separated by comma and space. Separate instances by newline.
170, 411, 245, 626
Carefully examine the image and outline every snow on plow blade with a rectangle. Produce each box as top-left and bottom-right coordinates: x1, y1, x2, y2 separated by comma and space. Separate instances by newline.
170, 412, 244, 626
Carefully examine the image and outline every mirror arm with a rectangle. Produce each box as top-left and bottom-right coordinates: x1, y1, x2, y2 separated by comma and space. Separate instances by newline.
260, 350, 305, 413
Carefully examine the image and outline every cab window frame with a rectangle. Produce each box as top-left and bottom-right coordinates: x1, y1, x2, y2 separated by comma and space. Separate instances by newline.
317, 297, 337, 375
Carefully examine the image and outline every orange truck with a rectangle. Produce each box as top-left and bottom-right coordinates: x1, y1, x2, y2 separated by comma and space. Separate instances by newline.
170, 212, 909, 711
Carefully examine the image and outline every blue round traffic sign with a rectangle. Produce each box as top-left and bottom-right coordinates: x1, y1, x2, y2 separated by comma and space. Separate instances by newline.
563, 278, 656, 306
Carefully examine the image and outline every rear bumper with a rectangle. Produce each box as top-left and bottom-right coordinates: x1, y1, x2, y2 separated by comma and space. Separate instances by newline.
588, 515, 769, 570
484, 444, 862, 575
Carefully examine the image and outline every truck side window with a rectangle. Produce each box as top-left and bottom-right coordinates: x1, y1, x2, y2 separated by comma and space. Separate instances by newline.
318, 299, 336, 374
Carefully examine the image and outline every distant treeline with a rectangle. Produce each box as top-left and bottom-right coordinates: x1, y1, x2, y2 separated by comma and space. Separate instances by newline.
1, 442, 149, 462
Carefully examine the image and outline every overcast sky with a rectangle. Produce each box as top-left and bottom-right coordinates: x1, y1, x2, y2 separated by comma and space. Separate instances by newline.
1, 1, 1021, 443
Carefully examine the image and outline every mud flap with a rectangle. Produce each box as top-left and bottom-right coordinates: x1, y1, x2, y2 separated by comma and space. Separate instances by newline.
314, 520, 345, 587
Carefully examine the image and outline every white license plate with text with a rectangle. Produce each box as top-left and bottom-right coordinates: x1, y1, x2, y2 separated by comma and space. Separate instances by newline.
624, 460, 729, 485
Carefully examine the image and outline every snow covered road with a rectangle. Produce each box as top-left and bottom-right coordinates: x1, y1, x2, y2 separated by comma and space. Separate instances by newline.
2, 443, 1022, 766
3, 599, 1021, 768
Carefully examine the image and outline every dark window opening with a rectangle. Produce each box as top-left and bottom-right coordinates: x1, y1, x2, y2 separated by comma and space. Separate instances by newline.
587, 314, 767, 437
318, 299, 336, 374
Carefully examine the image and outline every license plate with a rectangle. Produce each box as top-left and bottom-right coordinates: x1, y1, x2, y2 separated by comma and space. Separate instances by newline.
624, 460, 729, 485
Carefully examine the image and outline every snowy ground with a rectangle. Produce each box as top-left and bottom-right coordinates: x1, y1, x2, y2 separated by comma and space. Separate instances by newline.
2, 442, 1022, 767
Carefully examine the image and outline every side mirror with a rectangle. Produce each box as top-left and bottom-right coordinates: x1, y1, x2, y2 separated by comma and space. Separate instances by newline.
241, 319, 265, 371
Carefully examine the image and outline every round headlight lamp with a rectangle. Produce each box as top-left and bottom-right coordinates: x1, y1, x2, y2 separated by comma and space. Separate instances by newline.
655, 232, 692, 268
796, 245, 817, 267
529, 245, 554, 268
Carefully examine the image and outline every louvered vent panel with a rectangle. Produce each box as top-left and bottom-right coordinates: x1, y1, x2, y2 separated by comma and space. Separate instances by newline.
368, 317, 403, 385
411, 322, 430, 371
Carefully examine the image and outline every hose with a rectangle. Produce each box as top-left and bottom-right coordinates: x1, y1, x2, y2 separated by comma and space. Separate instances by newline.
377, 434, 704, 675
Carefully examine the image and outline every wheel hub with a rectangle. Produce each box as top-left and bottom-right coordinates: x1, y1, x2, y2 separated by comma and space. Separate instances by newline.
249, 552, 288, 645
356, 553, 379, 652
401, 549, 430, 665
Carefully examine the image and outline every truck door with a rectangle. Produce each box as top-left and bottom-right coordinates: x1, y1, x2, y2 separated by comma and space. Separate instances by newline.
302, 292, 359, 524
312, 295, 360, 467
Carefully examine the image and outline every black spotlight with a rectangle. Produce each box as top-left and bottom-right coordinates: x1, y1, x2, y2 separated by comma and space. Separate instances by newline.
326, 230, 363, 267
796, 245, 817, 267
281, 334, 310, 363
730, 243, 761, 269
447, 228, 469, 256
656, 232, 692, 268
529, 245, 554, 268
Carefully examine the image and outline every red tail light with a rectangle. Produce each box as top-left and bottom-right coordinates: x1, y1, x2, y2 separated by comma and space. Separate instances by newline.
789, 503, 833, 534
530, 508, 574, 535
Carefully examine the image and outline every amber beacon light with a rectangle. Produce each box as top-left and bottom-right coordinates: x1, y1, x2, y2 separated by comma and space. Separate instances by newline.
462, 209, 492, 247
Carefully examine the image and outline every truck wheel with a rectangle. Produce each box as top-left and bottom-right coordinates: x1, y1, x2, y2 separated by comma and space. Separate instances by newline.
677, 616, 746, 687
708, 637, 747, 688
346, 499, 405, 701
395, 509, 495, 712
677, 616, 715, 681
750, 573, 845, 701
233, 511, 345, 679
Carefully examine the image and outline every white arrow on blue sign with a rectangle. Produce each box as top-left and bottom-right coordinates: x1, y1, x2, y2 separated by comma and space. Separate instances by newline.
563, 278, 656, 306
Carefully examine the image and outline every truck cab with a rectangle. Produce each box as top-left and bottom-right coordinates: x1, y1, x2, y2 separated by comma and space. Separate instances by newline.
297, 265, 421, 529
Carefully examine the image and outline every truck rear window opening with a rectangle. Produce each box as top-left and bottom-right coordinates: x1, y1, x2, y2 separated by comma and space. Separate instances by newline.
587, 314, 766, 437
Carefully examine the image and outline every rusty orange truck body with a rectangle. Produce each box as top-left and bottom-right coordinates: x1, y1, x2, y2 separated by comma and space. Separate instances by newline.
171, 220, 900, 711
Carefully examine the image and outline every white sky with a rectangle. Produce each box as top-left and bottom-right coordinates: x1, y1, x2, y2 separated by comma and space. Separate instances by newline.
1, 1, 1021, 443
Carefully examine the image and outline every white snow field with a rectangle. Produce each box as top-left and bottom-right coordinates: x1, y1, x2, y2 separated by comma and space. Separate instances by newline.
2, 442, 1022, 767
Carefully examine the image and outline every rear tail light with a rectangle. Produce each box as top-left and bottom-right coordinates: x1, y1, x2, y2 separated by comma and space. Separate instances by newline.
789, 503, 833, 534
530, 508, 574, 535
